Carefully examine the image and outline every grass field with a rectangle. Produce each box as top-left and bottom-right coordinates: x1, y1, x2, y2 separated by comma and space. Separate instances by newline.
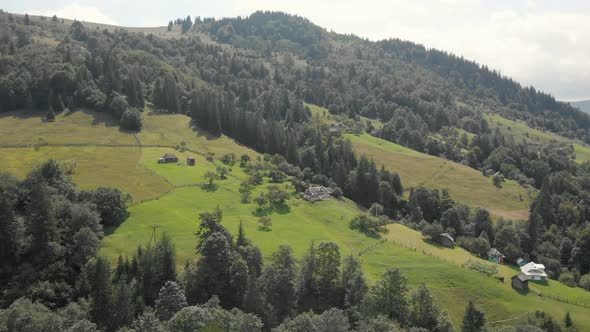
346, 133, 532, 220
485, 114, 590, 164
100, 152, 590, 329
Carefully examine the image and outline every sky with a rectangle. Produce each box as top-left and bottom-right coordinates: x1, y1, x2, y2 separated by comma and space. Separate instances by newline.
4, 0, 589, 101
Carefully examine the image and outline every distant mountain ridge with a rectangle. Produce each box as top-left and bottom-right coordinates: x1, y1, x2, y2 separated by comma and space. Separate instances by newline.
571, 100, 590, 114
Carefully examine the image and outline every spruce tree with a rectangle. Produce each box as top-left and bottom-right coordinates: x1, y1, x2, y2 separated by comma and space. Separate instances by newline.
461, 301, 485, 332
113, 281, 134, 329
155, 281, 187, 321
27, 176, 58, 262
90, 257, 113, 330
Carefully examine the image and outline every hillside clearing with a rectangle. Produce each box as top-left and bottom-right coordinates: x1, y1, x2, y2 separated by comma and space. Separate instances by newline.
346, 133, 532, 219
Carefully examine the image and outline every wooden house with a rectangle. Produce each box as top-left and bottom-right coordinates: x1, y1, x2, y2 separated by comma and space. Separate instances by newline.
439, 233, 455, 248
488, 248, 505, 264
511, 274, 529, 291
158, 153, 179, 164
187, 157, 196, 166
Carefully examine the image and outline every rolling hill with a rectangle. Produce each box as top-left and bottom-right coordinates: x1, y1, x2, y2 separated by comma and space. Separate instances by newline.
1, 109, 589, 329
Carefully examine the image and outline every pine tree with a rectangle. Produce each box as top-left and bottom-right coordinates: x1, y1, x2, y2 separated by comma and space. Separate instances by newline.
27, 176, 58, 262
565, 312, 573, 328
90, 257, 113, 330
461, 301, 485, 332
113, 281, 134, 329
0, 196, 16, 265
24, 13, 30, 25
366, 267, 409, 324
154, 234, 176, 292
155, 281, 187, 321
409, 283, 440, 330
236, 220, 249, 247
341, 255, 366, 308
167, 20, 173, 31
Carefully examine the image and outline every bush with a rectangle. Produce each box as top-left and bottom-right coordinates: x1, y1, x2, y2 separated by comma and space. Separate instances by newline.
558, 273, 577, 288
120, 108, 142, 131
421, 222, 444, 242
579, 274, 590, 291
349, 214, 383, 236
458, 236, 490, 258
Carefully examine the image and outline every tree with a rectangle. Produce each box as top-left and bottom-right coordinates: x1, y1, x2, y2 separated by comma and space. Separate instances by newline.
254, 193, 267, 211
316, 241, 342, 310
133, 308, 167, 332
236, 220, 250, 247
156, 281, 187, 321
369, 203, 384, 216
80, 188, 129, 227
364, 267, 409, 324
113, 281, 134, 329
258, 216, 272, 231
0, 195, 17, 266
181, 15, 192, 33
564, 312, 573, 328
216, 165, 228, 179
341, 254, 367, 309
574, 225, 590, 274
27, 176, 58, 262
24, 13, 30, 25
422, 222, 444, 242
120, 108, 142, 131
259, 245, 297, 326
46, 107, 56, 121
461, 301, 485, 332
167, 20, 173, 31
90, 257, 113, 331
154, 233, 177, 290
203, 171, 217, 187
409, 283, 440, 330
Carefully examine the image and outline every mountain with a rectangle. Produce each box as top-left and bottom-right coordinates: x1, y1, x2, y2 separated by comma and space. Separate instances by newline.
571, 100, 590, 114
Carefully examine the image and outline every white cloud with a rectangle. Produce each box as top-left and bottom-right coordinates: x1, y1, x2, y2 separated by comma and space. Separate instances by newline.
31, 3, 118, 25
230, 0, 590, 100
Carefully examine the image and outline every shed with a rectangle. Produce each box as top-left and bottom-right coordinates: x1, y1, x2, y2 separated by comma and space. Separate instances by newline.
516, 258, 526, 267
187, 157, 196, 166
511, 274, 529, 291
158, 153, 178, 163
439, 233, 455, 248
488, 248, 505, 264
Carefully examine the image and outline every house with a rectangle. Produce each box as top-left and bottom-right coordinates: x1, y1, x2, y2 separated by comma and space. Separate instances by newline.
158, 153, 178, 163
187, 157, 196, 166
516, 258, 527, 267
439, 233, 455, 248
519, 262, 547, 281
329, 122, 346, 134
302, 186, 333, 202
488, 248, 505, 264
511, 274, 529, 291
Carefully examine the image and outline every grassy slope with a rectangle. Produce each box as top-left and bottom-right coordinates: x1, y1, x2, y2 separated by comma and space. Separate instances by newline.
1, 109, 590, 328
101, 150, 590, 329
485, 114, 590, 164
308, 103, 531, 219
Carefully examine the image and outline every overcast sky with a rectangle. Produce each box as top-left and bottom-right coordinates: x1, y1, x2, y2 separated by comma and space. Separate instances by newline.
4, 0, 589, 101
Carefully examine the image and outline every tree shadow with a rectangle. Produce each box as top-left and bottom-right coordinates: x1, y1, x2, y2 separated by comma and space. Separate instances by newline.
252, 208, 271, 217
201, 183, 218, 192
189, 120, 223, 141
257, 226, 271, 232
272, 203, 291, 215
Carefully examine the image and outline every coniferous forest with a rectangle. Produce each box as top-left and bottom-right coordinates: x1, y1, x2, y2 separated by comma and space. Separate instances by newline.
0, 9, 589, 332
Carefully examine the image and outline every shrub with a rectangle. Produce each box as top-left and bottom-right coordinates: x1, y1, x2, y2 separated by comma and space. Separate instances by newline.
421, 222, 444, 242
349, 214, 383, 236
120, 108, 142, 131
558, 273, 577, 287
579, 274, 590, 291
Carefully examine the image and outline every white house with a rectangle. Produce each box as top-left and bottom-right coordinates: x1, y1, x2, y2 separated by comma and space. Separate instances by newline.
519, 262, 547, 281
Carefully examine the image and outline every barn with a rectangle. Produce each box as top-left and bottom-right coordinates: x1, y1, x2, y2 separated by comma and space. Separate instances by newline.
158, 153, 179, 163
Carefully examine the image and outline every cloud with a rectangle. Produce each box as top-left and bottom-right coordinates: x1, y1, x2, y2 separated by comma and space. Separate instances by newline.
231, 0, 590, 100
31, 3, 118, 25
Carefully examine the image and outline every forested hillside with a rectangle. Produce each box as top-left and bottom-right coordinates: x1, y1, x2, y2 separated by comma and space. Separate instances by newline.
571, 100, 590, 114
2, 9, 590, 332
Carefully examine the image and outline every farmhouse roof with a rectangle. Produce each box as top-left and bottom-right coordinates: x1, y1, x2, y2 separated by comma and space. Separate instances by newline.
488, 248, 504, 257
512, 273, 528, 282
520, 262, 547, 278
440, 233, 454, 242
163, 153, 178, 159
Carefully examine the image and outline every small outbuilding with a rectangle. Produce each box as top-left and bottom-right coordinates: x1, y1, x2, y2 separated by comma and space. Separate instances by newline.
303, 186, 333, 202
488, 248, 505, 264
187, 157, 196, 166
516, 258, 527, 267
158, 153, 178, 164
439, 233, 455, 248
511, 274, 529, 291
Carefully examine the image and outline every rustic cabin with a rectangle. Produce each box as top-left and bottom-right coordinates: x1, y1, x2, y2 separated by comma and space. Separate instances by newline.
488, 248, 505, 264
187, 157, 196, 166
511, 274, 529, 291
439, 233, 455, 248
158, 153, 179, 163
303, 186, 333, 202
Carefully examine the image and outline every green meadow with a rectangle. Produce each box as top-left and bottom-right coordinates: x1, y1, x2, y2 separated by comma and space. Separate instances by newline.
1, 108, 590, 329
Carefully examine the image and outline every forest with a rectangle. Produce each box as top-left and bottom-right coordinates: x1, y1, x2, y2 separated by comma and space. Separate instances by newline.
0, 9, 589, 331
